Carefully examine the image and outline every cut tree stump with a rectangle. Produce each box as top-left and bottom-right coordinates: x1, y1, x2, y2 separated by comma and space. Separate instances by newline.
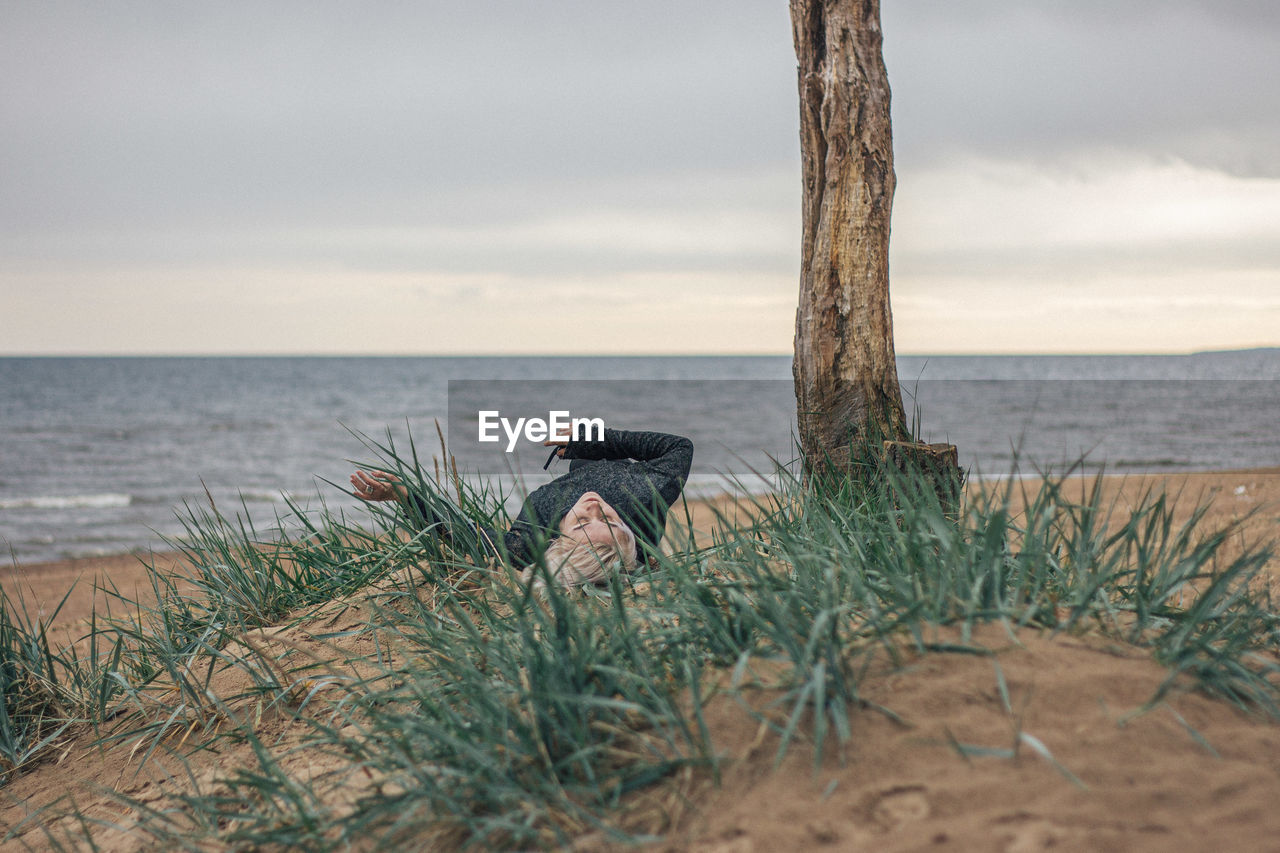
882, 440, 964, 517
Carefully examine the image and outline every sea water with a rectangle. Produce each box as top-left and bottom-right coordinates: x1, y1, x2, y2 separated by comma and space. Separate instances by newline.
1, 352, 1277, 564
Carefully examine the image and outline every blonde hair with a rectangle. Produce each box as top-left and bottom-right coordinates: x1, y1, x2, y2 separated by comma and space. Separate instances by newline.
523, 522, 638, 590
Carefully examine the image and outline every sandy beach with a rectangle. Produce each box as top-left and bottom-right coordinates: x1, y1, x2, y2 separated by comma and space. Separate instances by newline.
3, 467, 1279, 850
8, 467, 1277, 629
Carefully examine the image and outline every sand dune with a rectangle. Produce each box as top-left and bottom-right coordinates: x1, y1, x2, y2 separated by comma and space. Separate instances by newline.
2, 468, 1278, 851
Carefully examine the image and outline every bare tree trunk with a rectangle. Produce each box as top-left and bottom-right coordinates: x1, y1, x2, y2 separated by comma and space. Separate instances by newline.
790, 0, 907, 475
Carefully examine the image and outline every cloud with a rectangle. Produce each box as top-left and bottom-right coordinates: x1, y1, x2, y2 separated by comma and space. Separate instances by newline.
893, 156, 1280, 263
1, 1, 1278, 354
887, 154, 1280, 352
883, 1, 1280, 177
0, 1, 797, 232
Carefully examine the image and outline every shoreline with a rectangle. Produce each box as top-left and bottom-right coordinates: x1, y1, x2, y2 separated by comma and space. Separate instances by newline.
0, 550, 193, 630
5, 466, 1278, 630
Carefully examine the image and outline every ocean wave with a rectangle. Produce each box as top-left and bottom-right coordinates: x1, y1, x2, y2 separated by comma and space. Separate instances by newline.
1114, 458, 1192, 469
238, 490, 290, 503
0, 493, 132, 510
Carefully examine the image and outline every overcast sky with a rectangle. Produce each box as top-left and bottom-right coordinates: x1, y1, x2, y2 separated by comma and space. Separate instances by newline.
2, 1, 1278, 355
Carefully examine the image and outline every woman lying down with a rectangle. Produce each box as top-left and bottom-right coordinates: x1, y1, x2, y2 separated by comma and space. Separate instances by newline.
351, 428, 693, 590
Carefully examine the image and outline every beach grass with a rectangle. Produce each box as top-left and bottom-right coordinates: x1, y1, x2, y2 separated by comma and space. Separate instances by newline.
2, 435, 1278, 848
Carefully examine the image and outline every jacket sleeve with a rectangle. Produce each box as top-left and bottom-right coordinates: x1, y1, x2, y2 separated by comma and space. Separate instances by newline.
563, 429, 694, 489
406, 489, 529, 563
500, 519, 537, 565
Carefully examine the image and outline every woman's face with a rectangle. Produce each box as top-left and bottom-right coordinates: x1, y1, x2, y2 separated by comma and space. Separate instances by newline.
559, 491, 626, 550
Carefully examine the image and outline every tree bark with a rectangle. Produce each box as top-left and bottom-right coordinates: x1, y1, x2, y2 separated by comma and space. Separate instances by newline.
790, 0, 908, 475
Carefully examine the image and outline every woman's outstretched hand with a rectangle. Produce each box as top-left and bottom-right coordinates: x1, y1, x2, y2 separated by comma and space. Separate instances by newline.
542, 432, 571, 459
351, 470, 408, 502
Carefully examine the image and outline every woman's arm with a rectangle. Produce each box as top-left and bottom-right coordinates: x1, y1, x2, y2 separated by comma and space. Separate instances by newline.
352, 469, 447, 531
558, 429, 694, 484
352, 468, 534, 564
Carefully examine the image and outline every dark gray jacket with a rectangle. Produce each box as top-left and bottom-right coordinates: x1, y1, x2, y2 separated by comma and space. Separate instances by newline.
502, 428, 694, 564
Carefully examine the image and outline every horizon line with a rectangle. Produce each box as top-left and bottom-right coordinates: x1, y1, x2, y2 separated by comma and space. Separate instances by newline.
1, 346, 1276, 359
